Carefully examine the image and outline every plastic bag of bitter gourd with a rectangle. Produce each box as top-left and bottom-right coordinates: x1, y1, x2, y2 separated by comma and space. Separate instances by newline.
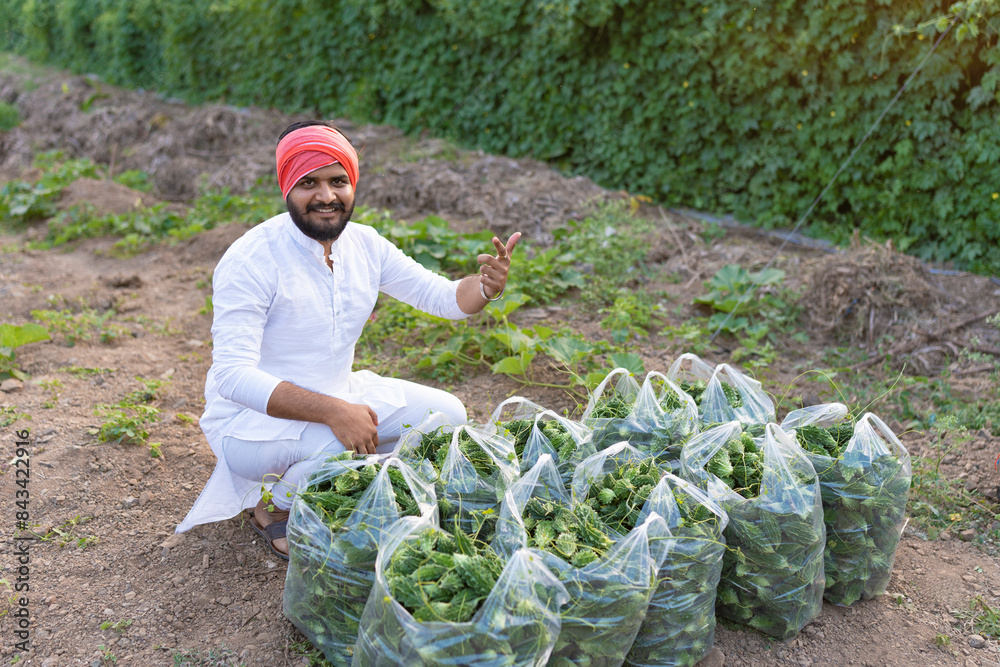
393, 410, 465, 483
582, 367, 650, 451
283, 455, 437, 666
525, 409, 595, 488
628, 371, 700, 470
496, 453, 669, 667
352, 515, 569, 667
626, 473, 728, 667
782, 406, 911, 606
488, 397, 596, 481
486, 395, 548, 458
666, 353, 775, 431
680, 421, 825, 639
409, 421, 519, 541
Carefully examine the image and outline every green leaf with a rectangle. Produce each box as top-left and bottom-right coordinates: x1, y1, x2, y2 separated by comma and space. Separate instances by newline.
492, 352, 536, 376
753, 268, 785, 285
484, 292, 531, 318
544, 335, 595, 366
706, 264, 751, 294
607, 352, 644, 375
528, 325, 555, 340
492, 328, 536, 354
0, 323, 50, 349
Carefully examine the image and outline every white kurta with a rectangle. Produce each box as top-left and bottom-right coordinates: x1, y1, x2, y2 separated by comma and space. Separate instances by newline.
175, 213, 470, 533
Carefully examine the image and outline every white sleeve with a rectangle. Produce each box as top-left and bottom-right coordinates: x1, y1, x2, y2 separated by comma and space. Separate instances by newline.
208, 257, 284, 414
374, 235, 470, 320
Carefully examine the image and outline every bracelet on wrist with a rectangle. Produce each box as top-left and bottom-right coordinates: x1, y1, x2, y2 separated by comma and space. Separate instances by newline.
479, 281, 504, 302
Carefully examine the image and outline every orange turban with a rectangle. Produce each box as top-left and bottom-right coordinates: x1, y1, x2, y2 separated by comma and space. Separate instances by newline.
275, 125, 359, 199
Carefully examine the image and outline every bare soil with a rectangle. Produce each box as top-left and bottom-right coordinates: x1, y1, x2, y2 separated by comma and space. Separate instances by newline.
2, 57, 1000, 667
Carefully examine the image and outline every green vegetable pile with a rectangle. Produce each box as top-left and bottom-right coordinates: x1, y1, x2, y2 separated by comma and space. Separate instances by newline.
628, 483, 725, 667
499, 418, 579, 469
794, 422, 911, 606
706, 431, 763, 499
521, 496, 614, 568
406, 427, 516, 542
585, 459, 662, 534
589, 386, 694, 468
541, 515, 663, 667
405, 426, 453, 468
669, 379, 743, 411
547, 563, 656, 667
411, 427, 513, 478
284, 456, 431, 667
795, 423, 854, 458
591, 397, 682, 465
501, 451, 667, 667
385, 528, 504, 623
538, 420, 579, 464
590, 393, 635, 419
498, 419, 534, 462
696, 430, 825, 640
298, 456, 420, 530
354, 521, 567, 666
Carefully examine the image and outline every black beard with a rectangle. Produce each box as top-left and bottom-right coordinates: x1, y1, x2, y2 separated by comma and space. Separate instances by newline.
287, 199, 354, 243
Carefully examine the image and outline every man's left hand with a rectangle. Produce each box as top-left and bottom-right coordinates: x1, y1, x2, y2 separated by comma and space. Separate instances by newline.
477, 232, 521, 299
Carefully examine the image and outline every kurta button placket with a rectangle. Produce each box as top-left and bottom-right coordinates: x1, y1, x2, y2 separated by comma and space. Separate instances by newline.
330, 246, 342, 348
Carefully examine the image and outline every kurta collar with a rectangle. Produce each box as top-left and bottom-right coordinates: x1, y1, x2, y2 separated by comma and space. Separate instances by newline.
281, 213, 349, 263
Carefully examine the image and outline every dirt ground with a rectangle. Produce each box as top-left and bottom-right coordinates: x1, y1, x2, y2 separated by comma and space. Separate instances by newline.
2, 57, 1000, 667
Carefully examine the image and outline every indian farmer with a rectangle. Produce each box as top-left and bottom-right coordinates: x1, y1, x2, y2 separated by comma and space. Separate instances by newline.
174, 120, 521, 559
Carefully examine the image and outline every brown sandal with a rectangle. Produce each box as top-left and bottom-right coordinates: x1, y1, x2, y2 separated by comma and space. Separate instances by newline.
249, 515, 289, 561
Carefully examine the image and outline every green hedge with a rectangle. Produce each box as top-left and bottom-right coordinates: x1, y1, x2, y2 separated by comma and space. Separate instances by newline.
2, 0, 999, 273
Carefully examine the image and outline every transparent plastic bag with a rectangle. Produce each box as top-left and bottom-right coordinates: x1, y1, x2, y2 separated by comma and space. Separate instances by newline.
495, 453, 669, 667
540, 515, 669, 667
627, 371, 700, 469
394, 410, 466, 482
581, 367, 643, 451
486, 396, 547, 465
488, 398, 596, 481
492, 454, 575, 557
521, 410, 595, 488
782, 408, 911, 606
283, 456, 437, 665
353, 516, 569, 667
666, 354, 774, 429
393, 412, 461, 470
779, 403, 849, 431
626, 473, 728, 667
570, 441, 654, 514
445, 425, 520, 540
398, 415, 519, 540
680, 422, 825, 639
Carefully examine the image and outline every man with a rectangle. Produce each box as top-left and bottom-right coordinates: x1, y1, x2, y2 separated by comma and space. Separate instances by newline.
175, 120, 520, 559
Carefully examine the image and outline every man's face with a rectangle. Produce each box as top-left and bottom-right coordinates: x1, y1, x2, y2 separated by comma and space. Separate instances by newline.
285, 162, 355, 243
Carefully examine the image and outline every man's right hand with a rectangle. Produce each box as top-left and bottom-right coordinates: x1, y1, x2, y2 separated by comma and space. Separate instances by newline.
326, 401, 379, 455
266, 381, 379, 455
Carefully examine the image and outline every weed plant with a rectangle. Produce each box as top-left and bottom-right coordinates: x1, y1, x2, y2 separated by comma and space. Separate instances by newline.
32, 306, 129, 346
94, 402, 161, 446
955, 595, 1000, 640
0, 406, 30, 428
37, 515, 97, 548
0, 101, 20, 130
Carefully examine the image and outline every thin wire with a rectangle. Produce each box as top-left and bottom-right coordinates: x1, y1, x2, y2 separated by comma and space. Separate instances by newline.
707, 11, 963, 343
